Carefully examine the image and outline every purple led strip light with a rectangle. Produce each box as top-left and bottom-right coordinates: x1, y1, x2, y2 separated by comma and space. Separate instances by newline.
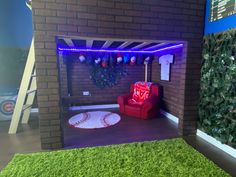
58, 44, 183, 53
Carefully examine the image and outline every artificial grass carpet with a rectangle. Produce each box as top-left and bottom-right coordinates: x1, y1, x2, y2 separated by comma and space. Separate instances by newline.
0, 138, 229, 177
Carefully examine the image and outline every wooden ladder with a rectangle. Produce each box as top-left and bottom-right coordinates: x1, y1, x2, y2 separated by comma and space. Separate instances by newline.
8, 38, 37, 134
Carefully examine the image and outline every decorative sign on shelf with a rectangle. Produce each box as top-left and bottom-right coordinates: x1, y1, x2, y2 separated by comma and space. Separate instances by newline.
159, 54, 174, 81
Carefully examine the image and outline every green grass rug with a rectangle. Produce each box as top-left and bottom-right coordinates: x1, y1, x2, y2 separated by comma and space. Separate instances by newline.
0, 138, 229, 177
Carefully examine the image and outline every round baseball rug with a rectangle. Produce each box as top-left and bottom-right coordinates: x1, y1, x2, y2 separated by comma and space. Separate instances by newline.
68, 111, 121, 129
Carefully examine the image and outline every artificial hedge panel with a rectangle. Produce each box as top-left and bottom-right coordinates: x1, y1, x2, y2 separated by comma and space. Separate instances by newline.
199, 29, 236, 148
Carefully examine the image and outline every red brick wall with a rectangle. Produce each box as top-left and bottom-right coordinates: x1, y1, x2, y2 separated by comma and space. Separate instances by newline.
67, 60, 145, 105
58, 53, 69, 97
33, 0, 205, 149
151, 47, 184, 118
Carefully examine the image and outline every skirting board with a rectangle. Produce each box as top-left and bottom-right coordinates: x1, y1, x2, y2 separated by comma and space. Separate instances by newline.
69, 104, 119, 111
160, 109, 179, 124
31, 104, 119, 112
197, 129, 236, 159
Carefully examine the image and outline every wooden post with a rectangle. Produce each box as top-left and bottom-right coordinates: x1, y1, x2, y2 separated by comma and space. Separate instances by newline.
145, 63, 148, 82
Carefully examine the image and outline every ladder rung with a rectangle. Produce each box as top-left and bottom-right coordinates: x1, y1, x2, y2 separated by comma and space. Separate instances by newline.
22, 104, 32, 111
31, 74, 36, 77
27, 89, 36, 94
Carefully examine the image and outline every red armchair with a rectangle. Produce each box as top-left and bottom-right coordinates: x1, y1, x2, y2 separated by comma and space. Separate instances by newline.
117, 83, 161, 119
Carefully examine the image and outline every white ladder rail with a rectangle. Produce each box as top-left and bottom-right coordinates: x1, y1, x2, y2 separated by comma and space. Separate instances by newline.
8, 38, 36, 134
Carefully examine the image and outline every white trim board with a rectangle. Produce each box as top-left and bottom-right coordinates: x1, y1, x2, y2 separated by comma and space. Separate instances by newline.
69, 104, 119, 111
197, 129, 236, 159
160, 109, 179, 124
30, 104, 119, 112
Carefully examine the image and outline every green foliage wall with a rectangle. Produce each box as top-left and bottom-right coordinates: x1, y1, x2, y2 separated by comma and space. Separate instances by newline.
199, 29, 236, 148
90, 65, 127, 89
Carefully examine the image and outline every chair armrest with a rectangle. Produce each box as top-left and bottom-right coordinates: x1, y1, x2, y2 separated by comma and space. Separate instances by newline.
117, 93, 133, 113
142, 95, 160, 111
117, 93, 133, 105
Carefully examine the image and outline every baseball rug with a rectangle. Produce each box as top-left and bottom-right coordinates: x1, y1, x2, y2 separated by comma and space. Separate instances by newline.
68, 111, 121, 129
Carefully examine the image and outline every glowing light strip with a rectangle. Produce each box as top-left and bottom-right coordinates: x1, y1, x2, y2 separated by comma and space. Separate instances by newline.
57, 44, 183, 53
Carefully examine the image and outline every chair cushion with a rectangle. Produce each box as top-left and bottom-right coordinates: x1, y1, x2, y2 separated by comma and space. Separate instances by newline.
131, 81, 152, 104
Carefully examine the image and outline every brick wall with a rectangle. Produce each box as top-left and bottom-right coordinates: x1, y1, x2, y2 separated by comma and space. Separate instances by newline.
151, 47, 184, 118
58, 52, 69, 97
67, 60, 145, 105
33, 0, 205, 149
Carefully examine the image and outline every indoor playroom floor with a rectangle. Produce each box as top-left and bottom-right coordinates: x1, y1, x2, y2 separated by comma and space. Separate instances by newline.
0, 113, 41, 170
0, 112, 236, 176
63, 108, 179, 148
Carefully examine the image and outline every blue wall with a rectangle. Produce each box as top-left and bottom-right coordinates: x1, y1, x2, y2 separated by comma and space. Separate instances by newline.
205, 0, 236, 35
0, 0, 32, 48
0, 0, 32, 91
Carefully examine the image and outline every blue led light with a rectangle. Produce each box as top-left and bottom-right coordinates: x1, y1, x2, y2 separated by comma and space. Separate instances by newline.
57, 44, 183, 53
